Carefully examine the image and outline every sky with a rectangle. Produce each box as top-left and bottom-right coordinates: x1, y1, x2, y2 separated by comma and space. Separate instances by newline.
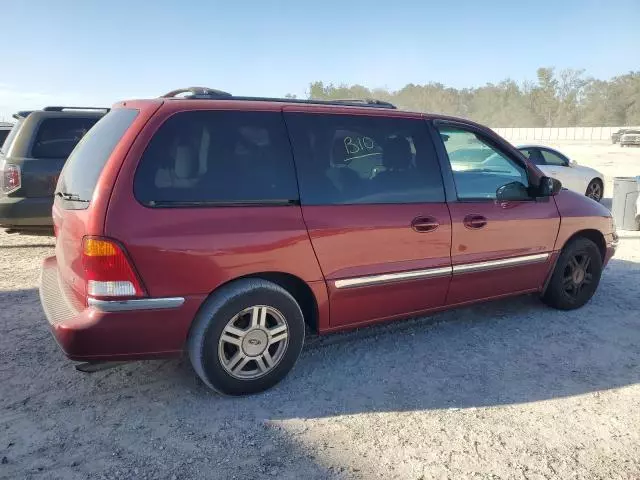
1, 0, 639, 120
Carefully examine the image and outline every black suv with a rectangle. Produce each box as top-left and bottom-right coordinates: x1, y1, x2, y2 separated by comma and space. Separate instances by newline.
0, 107, 107, 233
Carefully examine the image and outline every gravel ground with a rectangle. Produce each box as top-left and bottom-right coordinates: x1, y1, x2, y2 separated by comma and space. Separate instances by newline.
1, 143, 639, 480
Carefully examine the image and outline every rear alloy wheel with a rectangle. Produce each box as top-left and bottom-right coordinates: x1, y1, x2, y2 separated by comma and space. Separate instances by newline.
218, 306, 289, 380
188, 279, 305, 395
585, 179, 603, 202
542, 237, 602, 310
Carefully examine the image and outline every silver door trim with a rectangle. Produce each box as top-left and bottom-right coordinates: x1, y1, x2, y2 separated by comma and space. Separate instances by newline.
333, 252, 550, 289
88, 297, 185, 312
334, 266, 453, 289
452, 253, 550, 274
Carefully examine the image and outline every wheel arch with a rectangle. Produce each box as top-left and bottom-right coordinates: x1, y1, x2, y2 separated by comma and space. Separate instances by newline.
195, 272, 321, 334
560, 229, 606, 261
543, 228, 606, 296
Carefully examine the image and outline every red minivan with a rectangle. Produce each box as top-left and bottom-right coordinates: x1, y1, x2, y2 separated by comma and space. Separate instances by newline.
40, 88, 617, 395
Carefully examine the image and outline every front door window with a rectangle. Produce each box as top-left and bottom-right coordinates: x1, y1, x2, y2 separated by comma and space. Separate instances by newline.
438, 127, 529, 200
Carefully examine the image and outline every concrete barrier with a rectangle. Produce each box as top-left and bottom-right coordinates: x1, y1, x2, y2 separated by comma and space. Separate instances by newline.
492, 126, 640, 142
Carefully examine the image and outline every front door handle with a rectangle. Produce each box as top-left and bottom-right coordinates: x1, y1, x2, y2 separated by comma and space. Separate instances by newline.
411, 216, 439, 233
463, 214, 487, 229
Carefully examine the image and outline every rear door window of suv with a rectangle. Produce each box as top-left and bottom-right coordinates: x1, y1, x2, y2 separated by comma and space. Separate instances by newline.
0, 119, 23, 155
0, 129, 10, 146
31, 117, 100, 158
57, 109, 139, 205
134, 110, 299, 206
285, 113, 444, 205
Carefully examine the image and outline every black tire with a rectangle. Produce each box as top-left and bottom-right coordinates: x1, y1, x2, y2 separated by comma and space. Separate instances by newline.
585, 178, 603, 202
187, 278, 305, 395
542, 237, 603, 310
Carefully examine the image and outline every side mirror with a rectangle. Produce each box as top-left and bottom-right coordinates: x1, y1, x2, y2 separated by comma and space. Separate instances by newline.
496, 181, 530, 201
569, 159, 578, 167
538, 176, 562, 197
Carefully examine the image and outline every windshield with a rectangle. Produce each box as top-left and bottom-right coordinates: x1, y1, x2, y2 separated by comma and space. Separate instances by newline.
57, 108, 138, 205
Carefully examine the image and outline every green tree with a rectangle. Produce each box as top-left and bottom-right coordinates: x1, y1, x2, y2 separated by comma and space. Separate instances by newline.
286, 68, 640, 127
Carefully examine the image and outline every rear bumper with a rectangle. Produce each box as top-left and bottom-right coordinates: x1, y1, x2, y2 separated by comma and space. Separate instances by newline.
620, 139, 640, 146
0, 196, 53, 228
39, 256, 205, 361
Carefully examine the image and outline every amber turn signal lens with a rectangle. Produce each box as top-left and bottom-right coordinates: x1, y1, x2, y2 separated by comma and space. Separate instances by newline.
83, 238, 118, 257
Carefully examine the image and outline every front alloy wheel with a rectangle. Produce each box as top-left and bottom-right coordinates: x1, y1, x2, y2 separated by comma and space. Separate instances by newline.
561, 253, 594, 300
542, 237, 602, 310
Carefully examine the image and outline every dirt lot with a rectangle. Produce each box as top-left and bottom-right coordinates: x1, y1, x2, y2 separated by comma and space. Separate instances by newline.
1, 143, 639, 480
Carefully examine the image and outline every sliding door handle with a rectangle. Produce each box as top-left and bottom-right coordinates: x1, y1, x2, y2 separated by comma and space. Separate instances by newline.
411, 216, 439, 233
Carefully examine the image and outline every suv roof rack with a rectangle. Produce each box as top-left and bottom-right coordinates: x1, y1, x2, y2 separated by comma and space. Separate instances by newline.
43, 106, 110, 113
14, 110, 34, 120
160, 87, 397, 109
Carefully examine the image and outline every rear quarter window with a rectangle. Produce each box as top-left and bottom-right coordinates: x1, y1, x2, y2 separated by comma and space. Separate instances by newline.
0, 119, 23, 155
57, 109, 139, 205
31, 117, 100, 158
134, 110, 298, 206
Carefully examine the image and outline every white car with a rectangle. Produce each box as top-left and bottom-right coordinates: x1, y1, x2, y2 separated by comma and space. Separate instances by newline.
517, 145, 605, 202
620, 130, 640, 147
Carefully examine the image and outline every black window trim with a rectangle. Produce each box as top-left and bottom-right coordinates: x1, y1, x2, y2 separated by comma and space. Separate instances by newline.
432, 119, 536, 203
134, 109, 302, 209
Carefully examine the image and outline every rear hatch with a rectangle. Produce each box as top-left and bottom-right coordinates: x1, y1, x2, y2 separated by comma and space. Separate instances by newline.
1, 113, 105, 200
53, 107, 146, 307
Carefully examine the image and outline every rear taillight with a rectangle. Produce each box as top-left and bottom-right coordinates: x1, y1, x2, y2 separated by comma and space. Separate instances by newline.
1, 164, 21, 194
82, 237, 146, 299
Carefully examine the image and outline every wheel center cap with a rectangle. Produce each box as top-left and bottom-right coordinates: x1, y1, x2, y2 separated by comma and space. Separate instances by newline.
573, 268, 585, 284
242, 329, 269, 356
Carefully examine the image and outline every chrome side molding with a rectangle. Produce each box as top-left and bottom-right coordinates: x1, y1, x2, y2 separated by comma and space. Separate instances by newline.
452, 253, 550, 274
334, 253, 550, 289
88, 297, 185, 312
334, 267, 452, 289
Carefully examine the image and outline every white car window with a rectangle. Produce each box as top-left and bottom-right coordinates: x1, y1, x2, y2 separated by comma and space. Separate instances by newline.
540, 150, 567, 167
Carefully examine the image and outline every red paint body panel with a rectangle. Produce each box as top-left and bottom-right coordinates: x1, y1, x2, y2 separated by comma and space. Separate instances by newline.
105, 204, 324, 298
445, 199, 560, 304
302, 204, 452, 327
553, 189, 615, 251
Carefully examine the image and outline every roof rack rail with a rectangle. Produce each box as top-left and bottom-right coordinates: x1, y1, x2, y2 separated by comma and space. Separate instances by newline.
14, 110, 34, 120
43, 106, 110, 112
161, 87, 233, 99
330, 98, 396, 108
233, 97, 398, 109
161, 87, 397, 109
